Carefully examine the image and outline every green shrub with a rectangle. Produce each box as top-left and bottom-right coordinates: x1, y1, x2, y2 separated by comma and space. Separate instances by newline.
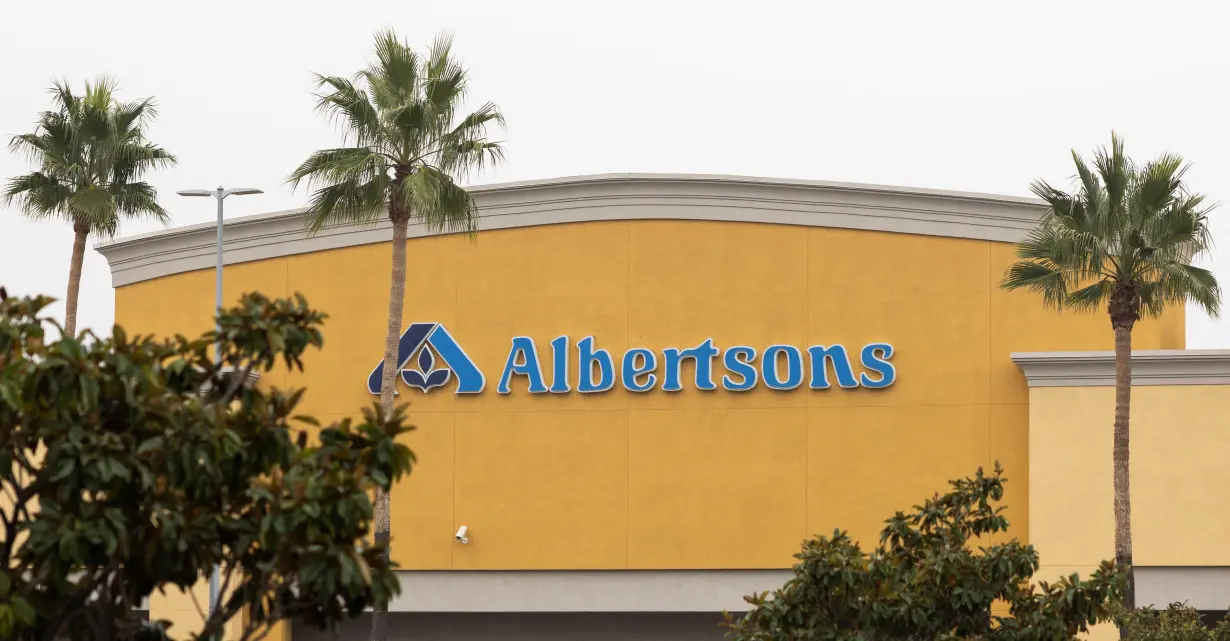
1116, 603, 1230, 641
725, 464, 1125, 640
0, 290, 415, 641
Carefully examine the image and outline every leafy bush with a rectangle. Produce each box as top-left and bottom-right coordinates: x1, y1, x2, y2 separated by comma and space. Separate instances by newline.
725, 464, 1125, 640
1116, 603, 1230, 641
0, 289, 415, 641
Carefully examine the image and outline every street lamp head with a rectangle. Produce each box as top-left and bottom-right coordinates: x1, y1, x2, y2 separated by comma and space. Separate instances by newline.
178, 187, 263, 199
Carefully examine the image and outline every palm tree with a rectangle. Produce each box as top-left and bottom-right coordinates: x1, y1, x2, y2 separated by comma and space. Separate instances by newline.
4, 78, 176, 337
1001, 133, 1220, 619
289, 29, 504, 640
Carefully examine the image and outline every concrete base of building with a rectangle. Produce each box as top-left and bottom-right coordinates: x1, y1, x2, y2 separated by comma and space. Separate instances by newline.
1136, 567, 1230, 611
386, 570, 789, 613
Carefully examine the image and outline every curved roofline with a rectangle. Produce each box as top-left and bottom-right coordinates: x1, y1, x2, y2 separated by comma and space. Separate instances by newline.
96, 172, 1047, 287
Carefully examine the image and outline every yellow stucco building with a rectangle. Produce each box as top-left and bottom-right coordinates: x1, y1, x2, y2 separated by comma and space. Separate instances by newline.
97, 174, 1229, 640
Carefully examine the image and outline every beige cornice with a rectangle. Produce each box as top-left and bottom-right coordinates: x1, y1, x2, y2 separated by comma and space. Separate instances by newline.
96, 173, 1047, 287
1011, 350, 1230, 387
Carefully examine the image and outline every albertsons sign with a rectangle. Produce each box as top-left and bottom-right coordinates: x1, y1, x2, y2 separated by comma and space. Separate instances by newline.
368, 322, 896, 395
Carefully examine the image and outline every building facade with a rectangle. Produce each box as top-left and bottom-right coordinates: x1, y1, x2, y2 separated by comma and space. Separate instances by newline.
97, 174, 1230, 640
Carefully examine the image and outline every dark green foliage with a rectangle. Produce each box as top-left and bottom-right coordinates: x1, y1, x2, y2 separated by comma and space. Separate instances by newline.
4, 78, 176, 236
288, 29, 505, 235
1115, 603, 1230, 641
0, 290, 415, 641
725, 465, 1124, 641
1000, 132, 1220, 322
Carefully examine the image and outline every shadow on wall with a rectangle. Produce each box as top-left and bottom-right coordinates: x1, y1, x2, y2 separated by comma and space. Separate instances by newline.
293, 612, 732, 641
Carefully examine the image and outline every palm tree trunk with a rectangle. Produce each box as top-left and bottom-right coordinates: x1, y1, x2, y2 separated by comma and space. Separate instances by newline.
1113, 324, 1135, 624
63, 224, 88, 338
370, 216, 408, 641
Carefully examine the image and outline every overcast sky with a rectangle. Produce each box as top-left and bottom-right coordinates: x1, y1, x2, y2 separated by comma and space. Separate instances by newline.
2, 0, 1228, 346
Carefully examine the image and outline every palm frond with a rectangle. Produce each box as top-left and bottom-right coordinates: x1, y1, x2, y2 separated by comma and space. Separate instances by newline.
1014, 223, 1112, 283
430, 101, 504, 178
312, 74, 384, 147
1133, 153, 1185, 219
48, 79, 76, 110
7, 132, 50, 161
301, 176, 389, 233
1069, 152, 1105, 226
288, 147, 388, 191
1001, 261, 1072, 310
1066, 280, 1114, 313
421, 32, 467, 120
401, 166, 479, 236
109, 143, 177, 184
1029, 178, 1080, 221
1094, 131, 1131, 217
448, 101, 505, 139
3, 172, 71, 220
110, 97, 157, 134
82, 76, 119, 111
1143, 263, 1221, 319
110, 181, 171, 231
366, 29, 420, 111
67, 186, 119, 231
1144, 197, 1211, 259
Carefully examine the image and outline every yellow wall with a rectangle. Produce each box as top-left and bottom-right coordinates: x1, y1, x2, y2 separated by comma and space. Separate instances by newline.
1028, 383, 1228, 641
114, 220, 1185, 573
147, 581, 246, 641
1030, 384, 1230, 575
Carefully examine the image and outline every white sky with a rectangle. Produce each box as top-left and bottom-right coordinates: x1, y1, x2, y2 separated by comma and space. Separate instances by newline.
2, 0, 1228, 346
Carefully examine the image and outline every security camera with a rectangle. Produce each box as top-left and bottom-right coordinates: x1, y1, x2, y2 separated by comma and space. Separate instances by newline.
454, 525, 469, 545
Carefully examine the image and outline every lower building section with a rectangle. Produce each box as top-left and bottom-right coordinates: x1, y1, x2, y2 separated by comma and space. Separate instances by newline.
387, 570, 790, 612
295, 613, 730, 641
1136, 567, 1230, 611
148, 567, 1230, 641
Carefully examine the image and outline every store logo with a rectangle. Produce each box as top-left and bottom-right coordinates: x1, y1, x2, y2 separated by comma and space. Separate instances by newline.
366, 323, 486, 395
369, 325, 897, 396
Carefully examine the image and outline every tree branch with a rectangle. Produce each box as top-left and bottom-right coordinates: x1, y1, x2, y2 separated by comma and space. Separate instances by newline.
236, 619, 277, 641
214, 362, 256, 408
188, 582, 209, 624
198, 562, 248, 641
2, 475, 43, 560
40, 559, 121, 641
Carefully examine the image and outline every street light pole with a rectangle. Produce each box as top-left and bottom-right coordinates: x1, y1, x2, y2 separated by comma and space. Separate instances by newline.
176, 185, 263, 619
215, 190, 224, 341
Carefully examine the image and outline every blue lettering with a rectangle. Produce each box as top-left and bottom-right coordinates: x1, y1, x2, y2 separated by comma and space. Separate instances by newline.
762, 345, 804, 390
549, 336, 570, 393
577, 336, 615, 393
661, 348, 685, 392
859, 343, 896, 388
662, 338, 720, 392
497, 337, 548, 394
621, 348, 657, 392
807, 345, 859, 389
721, 346, 758, 391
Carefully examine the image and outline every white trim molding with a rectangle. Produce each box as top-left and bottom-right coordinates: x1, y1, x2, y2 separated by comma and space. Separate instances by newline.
1011, 350, 1230, 387
96, 173, 1046, 287
385, 570, 790, 613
